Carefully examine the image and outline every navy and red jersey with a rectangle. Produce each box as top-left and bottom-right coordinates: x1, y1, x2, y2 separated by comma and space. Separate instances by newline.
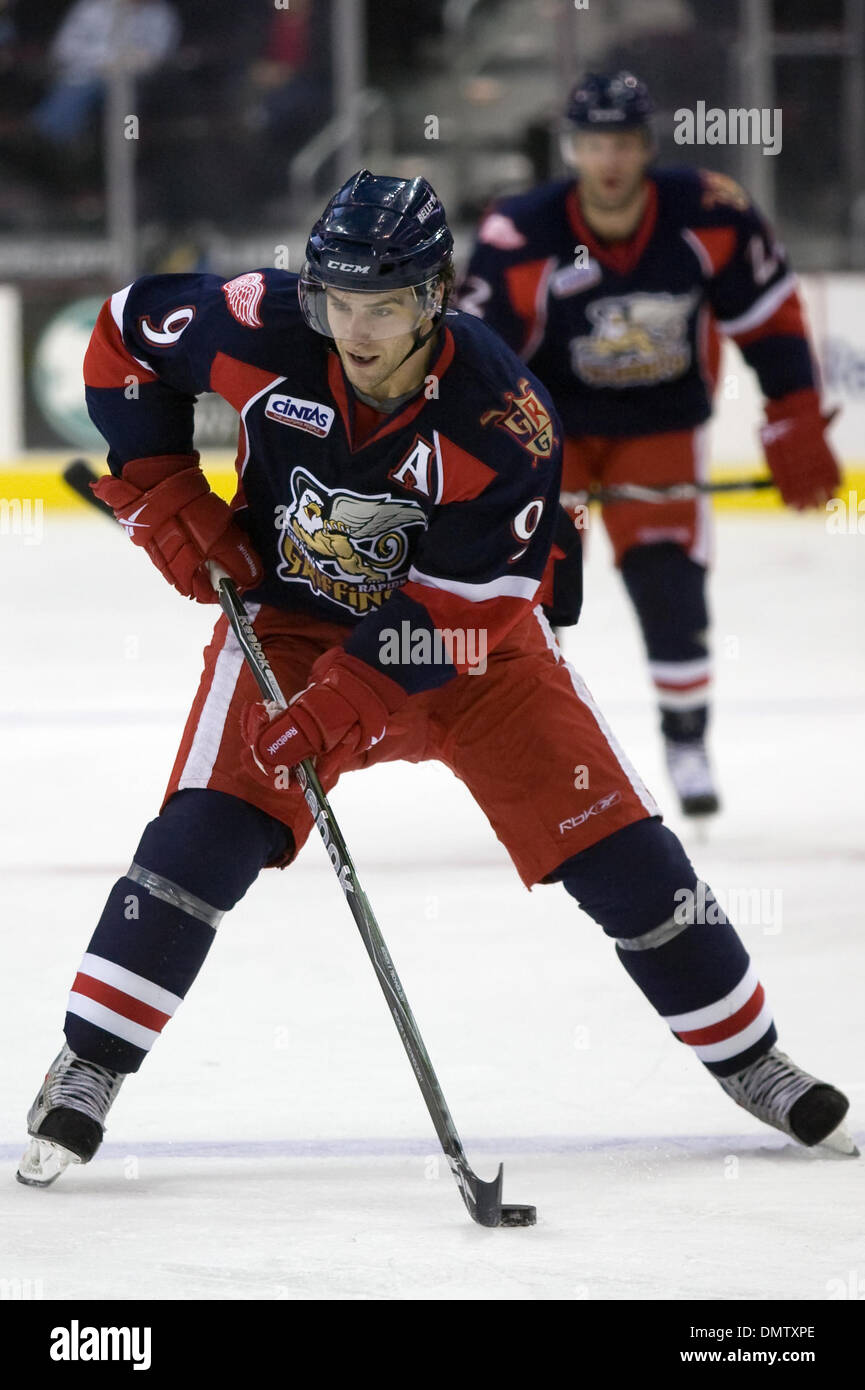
459, 167, 817, 439
84, 269, 580, 695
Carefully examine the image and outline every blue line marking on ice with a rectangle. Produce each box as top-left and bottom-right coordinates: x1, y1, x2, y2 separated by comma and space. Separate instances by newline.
3, 1131, 861, 1162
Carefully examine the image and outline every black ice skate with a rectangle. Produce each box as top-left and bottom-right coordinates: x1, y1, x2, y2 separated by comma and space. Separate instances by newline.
17, 1044, 126, 1187
664, 737, 720, 818
718, 1045, 858, 1156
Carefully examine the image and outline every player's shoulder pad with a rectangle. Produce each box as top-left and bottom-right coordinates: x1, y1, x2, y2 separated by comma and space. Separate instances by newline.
655, 166, 761, 230
442, 310, 562, 471
119, 267, 304, 362
475, 179, 572, 254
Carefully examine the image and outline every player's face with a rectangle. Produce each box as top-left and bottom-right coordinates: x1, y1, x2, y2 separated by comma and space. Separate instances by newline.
567, 130, 651, 211
327, 286, 435, 397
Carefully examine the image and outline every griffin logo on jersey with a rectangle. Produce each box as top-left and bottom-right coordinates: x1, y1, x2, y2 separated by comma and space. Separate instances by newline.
480, 379, 557, 463
571, 292, 698, 388
275, 468, 426, 613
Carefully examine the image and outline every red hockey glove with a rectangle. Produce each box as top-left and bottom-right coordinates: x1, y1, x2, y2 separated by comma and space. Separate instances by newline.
91, 453, 263, 602
242, 649, 407, 783
759, 389, 841, 510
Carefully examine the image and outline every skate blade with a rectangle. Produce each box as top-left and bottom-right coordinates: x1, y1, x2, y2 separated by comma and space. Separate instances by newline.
682, 811, 718, 847
16, 1136, 80, 1187
817, 1122, 859, 1158
689, 817, 712, 846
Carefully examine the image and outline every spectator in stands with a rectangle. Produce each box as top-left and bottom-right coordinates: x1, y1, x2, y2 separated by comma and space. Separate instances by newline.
31, 0, 180, 147
241, 0, 332, 205
247, 0, 330, 147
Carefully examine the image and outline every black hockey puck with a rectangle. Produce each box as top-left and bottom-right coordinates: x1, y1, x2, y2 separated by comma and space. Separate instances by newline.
500, 1204, 537, 1227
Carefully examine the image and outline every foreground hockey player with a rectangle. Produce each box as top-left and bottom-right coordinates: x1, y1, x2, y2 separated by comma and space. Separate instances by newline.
19, 172, 854, 1190
460, 72, 841, 818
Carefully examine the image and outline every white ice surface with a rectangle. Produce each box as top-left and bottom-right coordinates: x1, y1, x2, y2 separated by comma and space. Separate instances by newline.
1, 510, 863, 1300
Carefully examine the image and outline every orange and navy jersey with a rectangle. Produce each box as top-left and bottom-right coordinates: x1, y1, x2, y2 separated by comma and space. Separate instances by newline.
459, 167, 817, 438
84, 269, 579, 694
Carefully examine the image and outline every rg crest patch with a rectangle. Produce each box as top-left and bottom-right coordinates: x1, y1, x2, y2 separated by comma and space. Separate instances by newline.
480, 378, 557, 464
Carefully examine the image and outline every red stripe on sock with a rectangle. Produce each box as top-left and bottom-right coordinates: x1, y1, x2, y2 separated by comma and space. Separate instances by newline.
677, 983, 765, 1047
72, 973, 171, 1033
653, 677, 711, 693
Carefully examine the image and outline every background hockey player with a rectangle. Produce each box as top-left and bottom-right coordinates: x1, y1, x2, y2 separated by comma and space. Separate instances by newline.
17, 172, 854, 1192
460, 71, 841, 818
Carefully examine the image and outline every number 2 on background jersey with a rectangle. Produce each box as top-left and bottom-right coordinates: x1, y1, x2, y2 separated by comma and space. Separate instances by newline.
747, 233, 782, 287
459, 276, 492, 318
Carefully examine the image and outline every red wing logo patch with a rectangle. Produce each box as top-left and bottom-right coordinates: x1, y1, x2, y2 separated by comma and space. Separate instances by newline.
699, 170, 750, 212
478, 212, 527, 250
480, 378, 557, 464
222, 272, 265, 328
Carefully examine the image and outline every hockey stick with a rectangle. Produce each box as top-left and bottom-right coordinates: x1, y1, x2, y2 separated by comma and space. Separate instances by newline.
67, 457, 776, 516
69, 456, 535, 1223
562, 476, 776, 507
207, 563, 537, 1229
66, 458, 776, 517
62, 458, 115, 516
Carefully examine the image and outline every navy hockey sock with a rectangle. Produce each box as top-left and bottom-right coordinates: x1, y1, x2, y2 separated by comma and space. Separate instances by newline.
621, 542, 710, 742
551, 819, 777, 1076
64, 789, 291, 1073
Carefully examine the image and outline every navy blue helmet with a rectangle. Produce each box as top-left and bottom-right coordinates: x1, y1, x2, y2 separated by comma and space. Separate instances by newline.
300, 170, 454, 339
566, 71, 653, 131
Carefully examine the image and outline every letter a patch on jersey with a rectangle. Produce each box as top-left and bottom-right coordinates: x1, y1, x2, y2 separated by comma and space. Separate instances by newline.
222, 272, 265, 329
389, 434, 435, 497
480, 378, 557, 464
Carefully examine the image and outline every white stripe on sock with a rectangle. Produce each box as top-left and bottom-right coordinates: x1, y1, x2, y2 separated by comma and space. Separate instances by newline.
665, 962, 758, 1032
79, 953, 182, 1015
690, 1001, 774, 1063
649, 657, 712, 685
67, 991, 160, 1051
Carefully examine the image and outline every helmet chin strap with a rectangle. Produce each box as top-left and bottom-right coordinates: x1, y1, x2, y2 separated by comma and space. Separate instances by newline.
388, 278, 448, 374
391, 315, 441, 374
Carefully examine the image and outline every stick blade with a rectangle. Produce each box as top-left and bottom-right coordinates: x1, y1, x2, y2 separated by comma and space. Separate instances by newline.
468, 1161, 504, 1227
463, 1163, 537, 1227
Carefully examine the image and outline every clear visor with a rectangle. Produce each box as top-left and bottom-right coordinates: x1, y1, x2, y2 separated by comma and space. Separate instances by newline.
299, 269, 443, 341
559, 126, 651, 169
559, 129, 582, 170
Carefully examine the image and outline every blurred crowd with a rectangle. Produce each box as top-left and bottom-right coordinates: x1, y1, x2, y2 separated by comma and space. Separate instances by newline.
0, 0, 448, 237
0, 0, 856, 269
